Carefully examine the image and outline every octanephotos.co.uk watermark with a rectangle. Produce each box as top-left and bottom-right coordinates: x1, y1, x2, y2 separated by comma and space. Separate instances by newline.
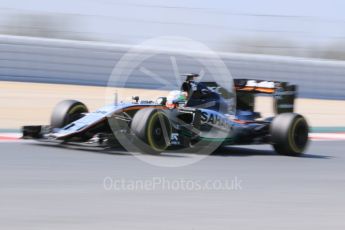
103, 176, 243, 192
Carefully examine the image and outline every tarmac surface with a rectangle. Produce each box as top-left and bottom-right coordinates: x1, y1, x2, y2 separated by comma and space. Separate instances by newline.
1, 140, 345, 230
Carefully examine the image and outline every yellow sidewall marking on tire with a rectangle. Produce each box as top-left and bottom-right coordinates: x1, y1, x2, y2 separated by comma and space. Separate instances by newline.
68, 104, 87, 115
288, 117, 304, 153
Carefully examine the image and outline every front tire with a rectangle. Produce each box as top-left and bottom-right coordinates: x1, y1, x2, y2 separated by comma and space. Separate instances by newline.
270, 113, 309, 156
50, 100, 88, 129
131, 108, 172, 154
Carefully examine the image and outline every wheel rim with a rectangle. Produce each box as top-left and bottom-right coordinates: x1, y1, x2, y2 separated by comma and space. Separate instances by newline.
65, 105, 87, 125
290, 117, 308, 152
147, 112, 171, 151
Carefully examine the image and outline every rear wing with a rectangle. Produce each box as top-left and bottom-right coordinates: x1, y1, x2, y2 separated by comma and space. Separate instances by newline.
234, 79, 297, 114
201, 79, 297, 114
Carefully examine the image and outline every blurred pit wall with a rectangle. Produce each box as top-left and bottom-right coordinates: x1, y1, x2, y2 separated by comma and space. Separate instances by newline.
0, 35, 345, 100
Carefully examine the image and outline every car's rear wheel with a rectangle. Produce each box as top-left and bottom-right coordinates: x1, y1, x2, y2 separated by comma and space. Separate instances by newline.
270, 113, 309, 156
131, 108, 172, 154
51, 100, 88, 129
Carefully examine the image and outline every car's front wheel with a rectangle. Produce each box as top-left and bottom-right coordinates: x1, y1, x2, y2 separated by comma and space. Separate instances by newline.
50, 100, 88, 129
131, 108, 172, 154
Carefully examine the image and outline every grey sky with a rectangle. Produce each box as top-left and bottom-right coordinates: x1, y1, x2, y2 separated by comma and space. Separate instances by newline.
0, 0, 344, 49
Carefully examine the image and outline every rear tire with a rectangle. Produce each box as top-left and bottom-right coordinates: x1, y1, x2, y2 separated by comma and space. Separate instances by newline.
131, 108, 172, 154
270, 113, 309, 156
51, 100, 88, 129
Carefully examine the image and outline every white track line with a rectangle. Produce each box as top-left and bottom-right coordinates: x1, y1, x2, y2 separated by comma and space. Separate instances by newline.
0, 133, 345, 143
309, 133, 345, 141
0, 133, 22, 138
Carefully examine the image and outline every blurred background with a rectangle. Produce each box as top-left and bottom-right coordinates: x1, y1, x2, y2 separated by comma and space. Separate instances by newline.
1, 0, 345, 59
1, 2, 345, 230
0, 0, 345, 129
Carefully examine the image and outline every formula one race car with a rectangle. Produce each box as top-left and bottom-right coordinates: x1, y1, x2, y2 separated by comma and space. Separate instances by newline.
23, 79, 309, 156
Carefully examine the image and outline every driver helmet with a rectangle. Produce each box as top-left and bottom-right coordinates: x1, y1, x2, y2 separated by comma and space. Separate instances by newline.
166, 90, 187, 109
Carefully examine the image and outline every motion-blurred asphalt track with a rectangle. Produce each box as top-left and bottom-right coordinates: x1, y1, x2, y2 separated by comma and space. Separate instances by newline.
1, 140, 344, 230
